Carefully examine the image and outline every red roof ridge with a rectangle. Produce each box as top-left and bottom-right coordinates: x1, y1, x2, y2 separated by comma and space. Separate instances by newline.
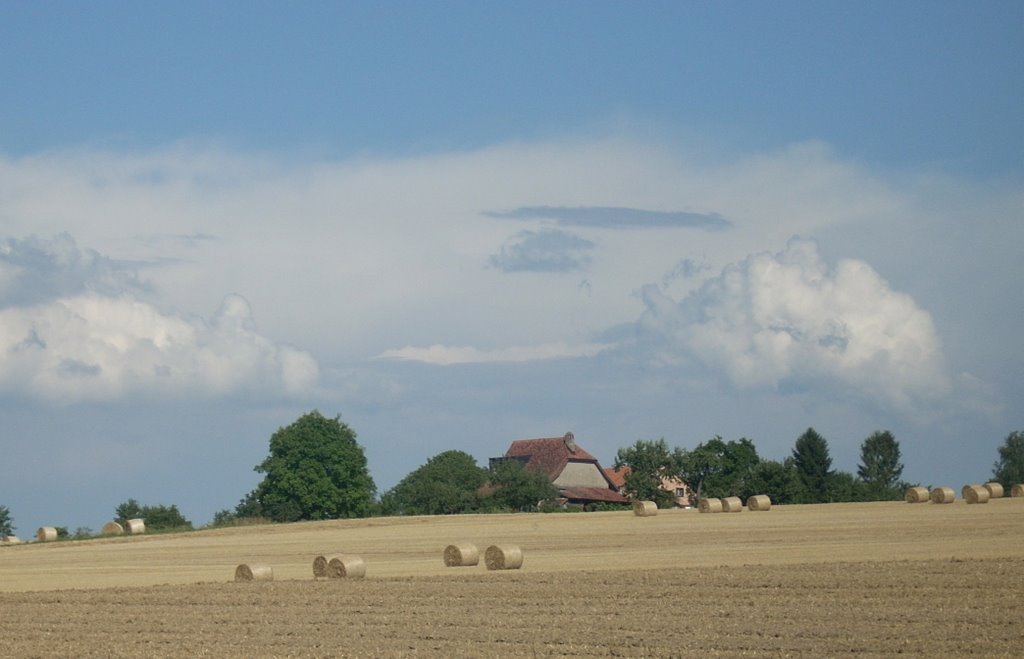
503, 432, 619, 496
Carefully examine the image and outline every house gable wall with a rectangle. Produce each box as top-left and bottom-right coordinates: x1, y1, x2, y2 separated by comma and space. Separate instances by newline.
553, 461, 611, 489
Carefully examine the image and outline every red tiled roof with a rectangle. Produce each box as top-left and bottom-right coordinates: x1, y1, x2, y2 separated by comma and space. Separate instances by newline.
560, 486, 628, 504
505, 434, 599, 482
603, 465, 630, 489
502, 433, 624, 504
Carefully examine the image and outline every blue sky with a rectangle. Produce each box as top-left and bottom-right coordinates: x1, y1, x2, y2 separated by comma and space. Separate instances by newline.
4, 2, 1021, 172
1, 2, 1022, 532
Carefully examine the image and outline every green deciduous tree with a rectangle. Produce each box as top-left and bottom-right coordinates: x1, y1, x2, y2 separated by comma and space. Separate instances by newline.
211, 498, 272, 527
484, 459, 558, 512
115, 499, 193, 530
827, 471, 868, 502
746, 459, 800, 505
678, 436, 760, 505
992, 430, 1024, 488
857, 430, 905, 500
0, 504, 13, 537
210, 509, 237, 527
233, 490, 264, 519
247, 411, 376, 522
114, 498, 143, 524
614, 438, 683, 509
141, 504, 192, 530
792, 428, 833, 503
381, 450, 488, 515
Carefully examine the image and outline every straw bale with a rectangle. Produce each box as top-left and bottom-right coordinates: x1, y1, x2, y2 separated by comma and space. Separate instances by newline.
124, 518, 146, 534
36, 527, 57, 542
698, 498, 723, 513
2, 535, 22, 545
964, 484, 990, 504
632, 500, 658, 517
101, 521, 124, 536
721, 496, 743, 512
904, 487, 930, 503
929, 486, 955, 504
234, 563, 273, 582
747, 494, 772, 511
312, 554, 335, 578
327, 554, 366, 579
484, 544, 523, 570
1013, 484, 1024, 498
984, 482, 1004, 499
443, 543, 480, 567
961, 484, 983, 499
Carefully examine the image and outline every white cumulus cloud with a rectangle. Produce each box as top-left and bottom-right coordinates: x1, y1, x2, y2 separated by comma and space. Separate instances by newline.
637, 238, 950, 408
0, 234, 318, 402
0, 291, 318, 403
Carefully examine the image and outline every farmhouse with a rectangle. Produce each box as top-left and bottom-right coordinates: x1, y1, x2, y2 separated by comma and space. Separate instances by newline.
604, 465, 692, 508
491, 432, 627, 505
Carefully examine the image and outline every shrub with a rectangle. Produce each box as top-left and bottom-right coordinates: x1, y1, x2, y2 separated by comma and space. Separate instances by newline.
115, 499, 193, 531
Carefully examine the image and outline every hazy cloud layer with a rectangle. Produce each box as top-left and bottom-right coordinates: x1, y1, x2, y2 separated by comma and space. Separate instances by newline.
487, 205, 731, 230
637, 238, 951, 409
0, 139, 1018, 502
489, 229, 594, 273
377, 341, 609, 365
0, 234, 147, 306
662, 257, 711, 286
0, 139, 932, 367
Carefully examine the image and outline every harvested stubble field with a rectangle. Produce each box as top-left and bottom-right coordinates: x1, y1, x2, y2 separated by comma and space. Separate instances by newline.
2, 500, 1023, 657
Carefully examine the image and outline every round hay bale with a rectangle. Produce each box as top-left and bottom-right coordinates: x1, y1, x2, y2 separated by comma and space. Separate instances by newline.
721, 496, 743, 512
101, 521, 124, 536
1012, 484, 1024, 498
904, 487, 930, 503
930, 486, 955, 504
36, 527, 57, 542
327, 554, 366, 579
234, 563, 273, 582
984, 482, 1004, 499
124, 518, 145, 534
698, 498, 723, 513
484, 544, 523, 570
747, 494, 772, 511
2, 535, 22, 545
443, 543, 480, 567
312, 554, 335, 578
632, 500, 658, 517
964, 484, 990, 504
961, 484, 983, 499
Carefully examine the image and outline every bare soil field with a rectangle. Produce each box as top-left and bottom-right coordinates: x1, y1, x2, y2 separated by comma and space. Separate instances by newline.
2, 500, 1023, 657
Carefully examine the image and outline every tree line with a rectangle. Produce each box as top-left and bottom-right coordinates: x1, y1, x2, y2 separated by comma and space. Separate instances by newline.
213, 411, 562, 524
0, 499, 193, 541
614, 428, 912, 509
214, 415, 1024, 523
3, 415, 1023, 536
634, 428, 1024, 508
